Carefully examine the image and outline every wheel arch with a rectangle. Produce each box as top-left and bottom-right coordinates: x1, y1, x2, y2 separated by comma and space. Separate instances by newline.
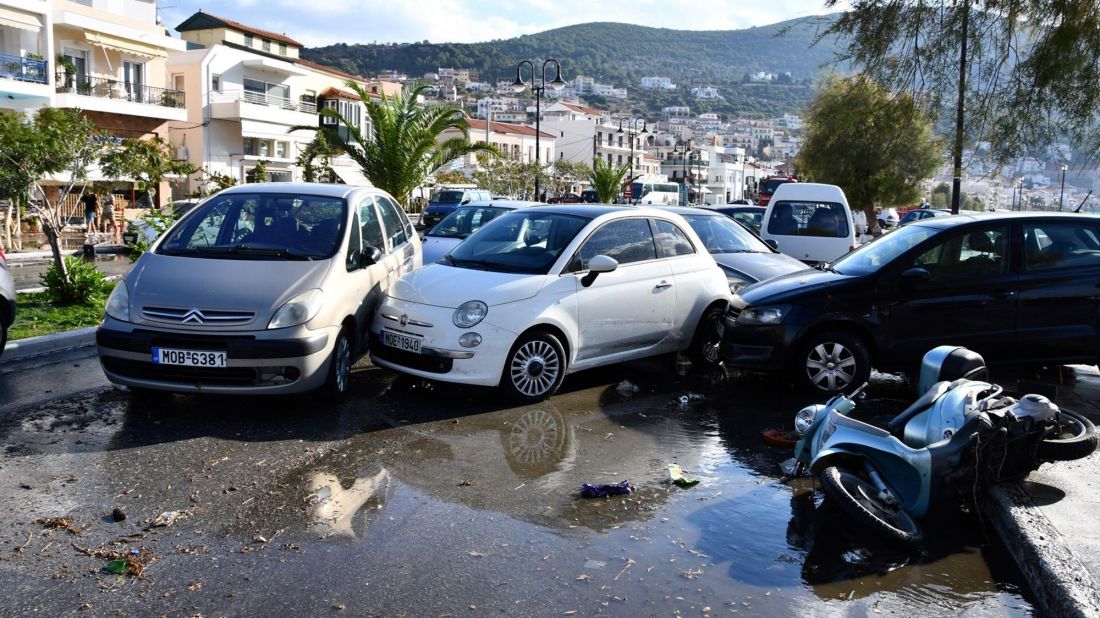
795, 319, 878, 367
523, 323, 572, 366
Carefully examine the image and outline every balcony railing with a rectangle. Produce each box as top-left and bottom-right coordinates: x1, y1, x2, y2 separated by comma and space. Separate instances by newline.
0, 53, 47, 84
55, 73, 185, 108
210, 89, 317, 114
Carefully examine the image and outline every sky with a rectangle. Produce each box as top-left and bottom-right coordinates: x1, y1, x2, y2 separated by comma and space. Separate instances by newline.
158, 0, 841, 48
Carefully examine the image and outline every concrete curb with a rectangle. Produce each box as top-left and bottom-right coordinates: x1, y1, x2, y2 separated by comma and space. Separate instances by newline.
1, 326, 96, 364
984, 482, 1100, 618
16, 273, 123, 295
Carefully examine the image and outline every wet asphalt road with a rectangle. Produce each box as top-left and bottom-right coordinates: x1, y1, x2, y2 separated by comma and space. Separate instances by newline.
0, 351, 1032, 616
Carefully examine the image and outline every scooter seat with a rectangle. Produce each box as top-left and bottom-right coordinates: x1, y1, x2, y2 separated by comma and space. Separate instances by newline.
887, 381, 952, 436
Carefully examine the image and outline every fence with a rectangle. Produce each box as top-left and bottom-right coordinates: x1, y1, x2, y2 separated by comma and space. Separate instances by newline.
55, 73, 185, 108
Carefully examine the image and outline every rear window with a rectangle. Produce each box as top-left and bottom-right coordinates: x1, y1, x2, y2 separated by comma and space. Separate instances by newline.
434, 190, 465, 204
767, 200, 850, 238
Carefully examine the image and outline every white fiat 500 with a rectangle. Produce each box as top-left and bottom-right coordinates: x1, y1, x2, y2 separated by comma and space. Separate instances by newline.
370, 205, 732, 401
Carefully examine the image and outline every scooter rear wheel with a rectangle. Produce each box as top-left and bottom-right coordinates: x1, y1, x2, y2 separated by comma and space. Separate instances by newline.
1038, 409, 1098, 462
819, 466, 923, 548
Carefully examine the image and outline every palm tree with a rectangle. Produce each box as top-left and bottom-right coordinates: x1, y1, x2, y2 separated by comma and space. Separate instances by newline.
587, 158, 630, 204
293, 83, 497, 205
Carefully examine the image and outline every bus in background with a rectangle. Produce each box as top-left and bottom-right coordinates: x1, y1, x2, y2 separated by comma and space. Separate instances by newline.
757, 175, 798, 207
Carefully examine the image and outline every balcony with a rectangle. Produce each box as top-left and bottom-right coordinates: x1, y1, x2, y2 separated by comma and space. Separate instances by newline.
0, 52, 51, 102
0, 53, 47, 84
54, 73, 187, 122
208, 89, 318, 126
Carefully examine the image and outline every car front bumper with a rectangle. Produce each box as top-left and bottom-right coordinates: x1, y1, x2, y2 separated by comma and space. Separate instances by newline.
720, 312, 792, 372
96, 318, 336, 395
368, 297, 517, 388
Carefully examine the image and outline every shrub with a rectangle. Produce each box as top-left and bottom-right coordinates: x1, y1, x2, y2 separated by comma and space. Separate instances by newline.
126, 208, 176, 261
40, 256, 108, 305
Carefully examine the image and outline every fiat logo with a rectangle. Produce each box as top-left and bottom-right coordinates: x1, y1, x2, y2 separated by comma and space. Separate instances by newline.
399, 314, 409, 326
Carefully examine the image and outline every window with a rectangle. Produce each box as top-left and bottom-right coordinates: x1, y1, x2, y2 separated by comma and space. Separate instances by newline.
262, 39, 271, 52
654, 220, 696, 257
574, 219, 657, 269
279, 42, 288, 56
275, 141, 288, 158
910, 225, 1009, 280
346, 212, 362, 271
377, 195, 409, 249
1024, 223, 1100, 271
172, 74, 184, 92
359, 199, 385, 250
123, 61, 144, 102
211, 74, 221, 92
244, 33, 254, 47
767, 200, 850, 238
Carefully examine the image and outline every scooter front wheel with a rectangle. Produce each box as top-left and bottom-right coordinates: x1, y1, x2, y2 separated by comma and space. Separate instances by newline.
1038, 409, 1098, 462
819, 466, 923, 547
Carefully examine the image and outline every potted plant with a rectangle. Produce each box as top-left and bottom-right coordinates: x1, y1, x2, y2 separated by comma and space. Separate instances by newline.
160, 91, 179, 107
56, 55, 77, 91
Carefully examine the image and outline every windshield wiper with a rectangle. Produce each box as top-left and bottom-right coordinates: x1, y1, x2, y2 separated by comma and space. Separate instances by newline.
816, 262, 838, 273
452, 258, 523, 272
194, 244, 312, 260
442, 254, 458, 266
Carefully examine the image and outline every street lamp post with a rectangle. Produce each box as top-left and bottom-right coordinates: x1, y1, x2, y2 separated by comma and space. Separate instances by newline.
617, 117, 647, 203
513, 59, 566, 201
674, 139, 698, 206
1059, 163, 1068, 211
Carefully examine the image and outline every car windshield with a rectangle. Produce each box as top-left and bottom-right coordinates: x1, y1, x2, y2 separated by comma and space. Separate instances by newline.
446, 211, 590, 274
434, 190, 465, 204
684, 213, 771, 254
157, 192, 346, 260
766, 200, 850, 238
429, 206, 510, 239
832, 224, 939, 276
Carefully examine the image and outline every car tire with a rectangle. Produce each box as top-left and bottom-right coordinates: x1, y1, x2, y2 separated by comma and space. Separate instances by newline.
500, 331, 567, 403
688, 304, 725, 367
322, 328, 352, 398
0, 321, 7, 356
797, 330, 871, 395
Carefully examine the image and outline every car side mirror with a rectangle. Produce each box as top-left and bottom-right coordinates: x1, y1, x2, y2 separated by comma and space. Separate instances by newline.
765, 239, 779, 250
461, 198, 471, 205
901, 267, 930, 282
581, 254, 618, 287
360, 245, 383, 267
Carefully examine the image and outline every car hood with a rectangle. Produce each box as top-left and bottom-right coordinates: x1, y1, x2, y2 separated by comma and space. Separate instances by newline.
389, 263, 547, 308
739, 267, 856, 305
127, 254, 331, 321
420, 236, 461, 265
713, 252, 809, 283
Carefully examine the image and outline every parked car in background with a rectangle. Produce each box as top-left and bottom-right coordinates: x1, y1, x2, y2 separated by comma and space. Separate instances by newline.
877, 207, 900, 229
123, 199, 202, 246
702, 204, 767, 233
723, 212, 1100, 394
581, 189, 600, 203
660, 207, 808, 293
548, 193, 582, 204
761, 183, 858, 264
420, 187, 492, 229
0, 246, 14, 355
97, 183, 422, 397
421, 200, 541, 264
371, 206, 731, 401
899, 208, 953, 226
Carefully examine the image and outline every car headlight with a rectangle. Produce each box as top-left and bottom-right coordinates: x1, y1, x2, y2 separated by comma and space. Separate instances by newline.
794, 405, 823, 435
104, 280, 129, 322
268, 289, 324, 329
453, 300, 488, 328
738, 305, 789, 325
727, 275, 751, 294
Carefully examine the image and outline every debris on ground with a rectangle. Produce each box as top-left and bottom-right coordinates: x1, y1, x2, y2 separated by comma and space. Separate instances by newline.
36, 518, 80, 534
584, 559, 606, 569
73, 543, 157, 577
110, 508, 126, 522
615, 380, 640, 397
667, 464, 700, 488
580, 481, 635, 498
458, 479, 473, 487
677, 393, 706, 406
761, 429, 799, 447
150, 510, 187, 528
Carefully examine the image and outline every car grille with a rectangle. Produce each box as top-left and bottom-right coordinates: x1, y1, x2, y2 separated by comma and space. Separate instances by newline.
101, 357, 300, 387
141, 306, 255, 327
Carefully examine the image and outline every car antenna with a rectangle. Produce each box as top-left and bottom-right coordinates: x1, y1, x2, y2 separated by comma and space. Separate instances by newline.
1074, 190, 1092, 213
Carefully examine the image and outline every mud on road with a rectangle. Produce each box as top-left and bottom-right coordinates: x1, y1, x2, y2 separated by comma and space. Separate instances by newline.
0, 359, 1032, 616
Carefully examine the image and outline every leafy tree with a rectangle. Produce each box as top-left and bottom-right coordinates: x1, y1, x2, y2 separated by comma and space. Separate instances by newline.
434, 170, 470, 185
247, 160, 269, 183
798, 75, 940, 235
99, 136, 197, 208
820, 0, 1100, 213
0, 108, 100, 280
586, 158, 629, 204
297, 131, 340, 183
547, 160, 591, 196
294, 83, 497, 206
188, 167, 238, 198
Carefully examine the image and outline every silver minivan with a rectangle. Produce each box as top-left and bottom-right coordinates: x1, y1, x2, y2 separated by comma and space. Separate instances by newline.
96, 183, 422, 396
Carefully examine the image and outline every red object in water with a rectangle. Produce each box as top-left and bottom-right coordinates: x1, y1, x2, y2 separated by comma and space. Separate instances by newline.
761, 429, 798, 447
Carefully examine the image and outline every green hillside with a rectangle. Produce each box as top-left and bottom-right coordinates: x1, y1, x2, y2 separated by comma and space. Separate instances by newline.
304, 17, 843, 117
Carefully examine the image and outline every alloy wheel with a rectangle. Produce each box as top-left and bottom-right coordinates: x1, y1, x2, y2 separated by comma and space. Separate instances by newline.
806, 342, 857, 392
510, 339, 561, 398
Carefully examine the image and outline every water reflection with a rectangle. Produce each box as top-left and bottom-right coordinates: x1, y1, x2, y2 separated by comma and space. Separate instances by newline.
307, 468, 391, 539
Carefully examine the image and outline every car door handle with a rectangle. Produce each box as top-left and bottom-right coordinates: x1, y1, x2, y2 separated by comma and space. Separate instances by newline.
993, 289, 1016, 300
655, 280, 673, 290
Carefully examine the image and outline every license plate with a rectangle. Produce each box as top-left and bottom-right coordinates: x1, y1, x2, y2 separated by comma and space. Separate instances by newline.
123, 232, 137, 245
382, 330, 422, 354
152, 347, 227, 368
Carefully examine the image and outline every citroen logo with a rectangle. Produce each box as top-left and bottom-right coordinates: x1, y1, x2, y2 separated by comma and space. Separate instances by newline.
181, 308, 206, 324
399, 314, 409, 326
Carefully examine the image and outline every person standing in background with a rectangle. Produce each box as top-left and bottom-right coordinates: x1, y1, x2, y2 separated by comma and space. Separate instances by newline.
82, 191, 98, 234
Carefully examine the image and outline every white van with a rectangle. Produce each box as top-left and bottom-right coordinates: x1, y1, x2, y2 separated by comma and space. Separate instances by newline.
633, 181, 681, 205
760, 183, 857, 264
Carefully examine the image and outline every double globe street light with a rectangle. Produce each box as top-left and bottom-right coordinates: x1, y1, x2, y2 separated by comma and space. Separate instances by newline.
513, 59, 566, 200
617, 117, 647, 203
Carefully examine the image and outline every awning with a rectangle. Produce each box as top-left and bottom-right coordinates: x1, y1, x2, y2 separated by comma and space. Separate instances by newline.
0, 7, 42, 32
85, 32, 166, 59
332, 165, 372, 187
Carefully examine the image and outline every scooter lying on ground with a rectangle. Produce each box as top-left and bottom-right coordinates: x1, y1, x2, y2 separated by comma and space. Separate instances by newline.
784, 346, 1098, 547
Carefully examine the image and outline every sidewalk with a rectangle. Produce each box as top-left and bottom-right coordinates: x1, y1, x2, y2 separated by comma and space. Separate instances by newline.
984, 366, 1100, 618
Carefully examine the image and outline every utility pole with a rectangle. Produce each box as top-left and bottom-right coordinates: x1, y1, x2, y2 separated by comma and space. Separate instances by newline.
950, 2, 970, 215
1059, 163, 1068, 211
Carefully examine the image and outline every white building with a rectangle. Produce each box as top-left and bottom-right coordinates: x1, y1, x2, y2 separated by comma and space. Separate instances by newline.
640, 76, 676, 90
691, 86, 721, 100
444, 118, 555, 173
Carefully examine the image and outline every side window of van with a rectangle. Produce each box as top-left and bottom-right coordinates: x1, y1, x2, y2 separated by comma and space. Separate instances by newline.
346, 212, 362, 271
377, 195, 409, 249
768, 201, 850, 238
359, 198, 385, 252
381, 195, 415, 239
